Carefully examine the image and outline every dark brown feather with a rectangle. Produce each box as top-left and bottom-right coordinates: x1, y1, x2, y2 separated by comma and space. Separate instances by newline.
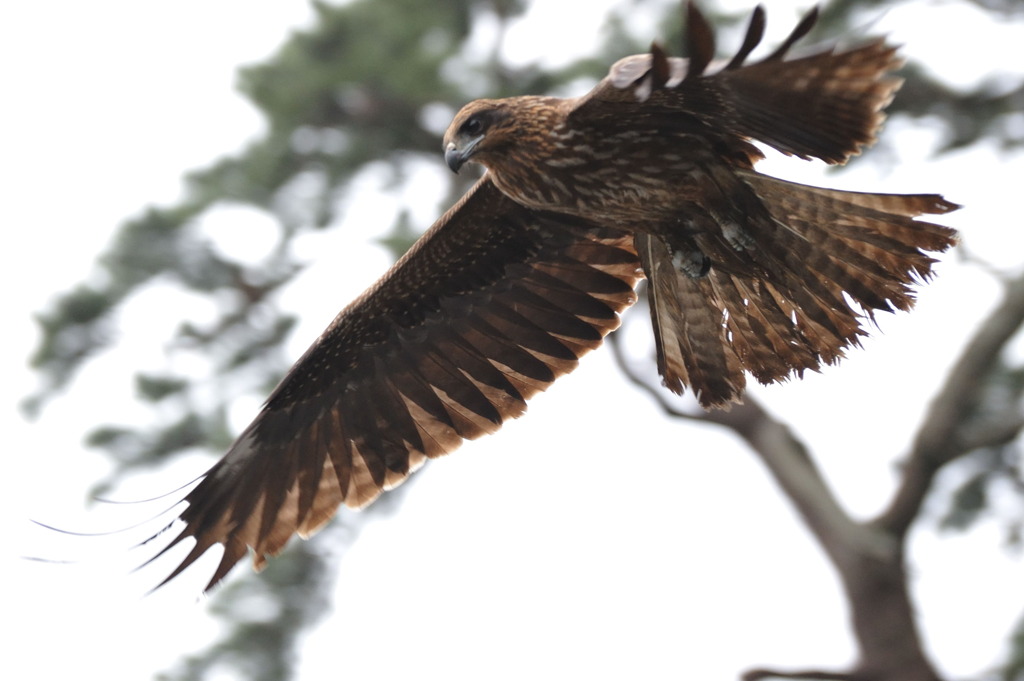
725, 5, 766, 70
684, 0, 716, 79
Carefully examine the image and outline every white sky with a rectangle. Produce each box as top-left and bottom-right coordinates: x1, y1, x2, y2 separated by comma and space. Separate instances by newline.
3, 1, 1024, 680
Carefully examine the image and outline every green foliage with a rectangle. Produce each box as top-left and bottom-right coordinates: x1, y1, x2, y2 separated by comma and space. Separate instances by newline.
939, 361, 1024, 545
942, 468, 990, 531
939, 442, 1024, 546
135, 374, 190, 403
1005, 614, 1024, 681
897, 62, 1024, 152
84, 412, 226, 499
376, 210, 420, 261
156, 538, 338, 681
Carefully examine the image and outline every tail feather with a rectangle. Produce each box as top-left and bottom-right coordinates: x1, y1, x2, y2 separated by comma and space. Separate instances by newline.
731, 174, 957, 380
742, 172, 959, 288
640, 173, 957, 408
636, 233, 746, 406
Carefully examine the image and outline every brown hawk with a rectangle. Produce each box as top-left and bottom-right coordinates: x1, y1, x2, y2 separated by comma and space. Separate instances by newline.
146, 3, 958, 590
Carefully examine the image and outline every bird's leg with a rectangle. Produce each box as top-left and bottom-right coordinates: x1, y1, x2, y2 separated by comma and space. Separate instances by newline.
701, 165, 771, 253
655, 218, 712, 278
719, 219, 756, 251
672, 244, 712, 277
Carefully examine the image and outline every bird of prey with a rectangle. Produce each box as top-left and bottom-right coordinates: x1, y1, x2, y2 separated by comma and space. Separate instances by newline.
147, 2, 958, 590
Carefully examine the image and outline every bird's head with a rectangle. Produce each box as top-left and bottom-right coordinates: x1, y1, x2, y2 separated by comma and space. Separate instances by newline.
442, 99, 516, 173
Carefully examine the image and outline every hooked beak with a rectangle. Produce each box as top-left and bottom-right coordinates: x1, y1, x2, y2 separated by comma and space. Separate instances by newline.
444, 136, 483, 174
444, 144, 464, 173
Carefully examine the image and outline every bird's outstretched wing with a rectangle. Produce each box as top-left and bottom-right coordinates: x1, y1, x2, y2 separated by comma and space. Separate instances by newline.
572, 4, 902, 165
146, 178, 641, 591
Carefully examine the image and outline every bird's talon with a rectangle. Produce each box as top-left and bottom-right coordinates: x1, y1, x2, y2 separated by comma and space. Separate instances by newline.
672, 249, 712, 278
723, 221, 755, 251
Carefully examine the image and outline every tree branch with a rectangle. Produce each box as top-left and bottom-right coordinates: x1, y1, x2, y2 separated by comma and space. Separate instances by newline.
608, 316, 945, 681
877, 271, 1024, 538
608, 331, 866, 568
742, 668, 857, 681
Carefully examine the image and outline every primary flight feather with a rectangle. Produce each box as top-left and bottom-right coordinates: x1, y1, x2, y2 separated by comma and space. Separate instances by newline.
147, 2, 958, 591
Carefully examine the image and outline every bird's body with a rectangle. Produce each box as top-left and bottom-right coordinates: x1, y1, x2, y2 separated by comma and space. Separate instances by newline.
449, 97, 710, 225
146, 3, 958, 591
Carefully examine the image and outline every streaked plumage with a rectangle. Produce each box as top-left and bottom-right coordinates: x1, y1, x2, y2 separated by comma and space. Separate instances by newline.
147, 2, 957, 591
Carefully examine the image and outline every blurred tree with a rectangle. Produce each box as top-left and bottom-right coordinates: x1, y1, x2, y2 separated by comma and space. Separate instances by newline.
25, 0, 1024, 679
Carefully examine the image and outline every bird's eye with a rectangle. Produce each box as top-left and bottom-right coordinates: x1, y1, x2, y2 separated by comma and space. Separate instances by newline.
463, 116, 484, 137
